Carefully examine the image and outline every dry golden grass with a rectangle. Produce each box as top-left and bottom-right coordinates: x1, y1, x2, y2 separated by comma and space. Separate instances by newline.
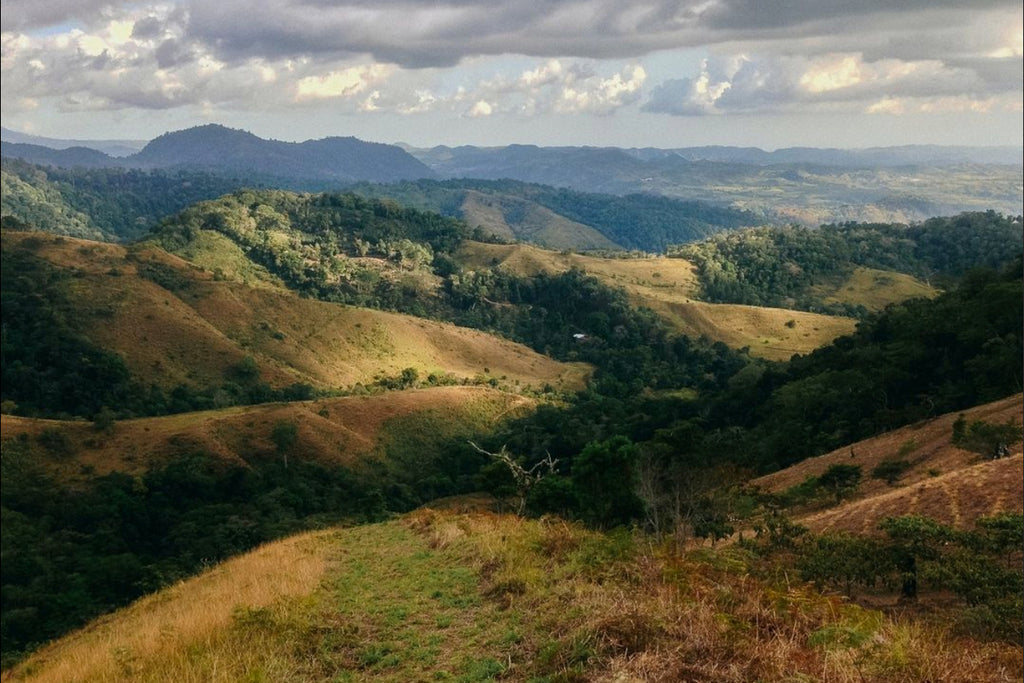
0, 386, 536, 480
9, 231, 588, 392
7, 510, 1021, 682
820, 267, 939, 312
750, 393, 1024, 532
3, 530, 333, 683
457, 240, 857, 360
646, 299, 857, 361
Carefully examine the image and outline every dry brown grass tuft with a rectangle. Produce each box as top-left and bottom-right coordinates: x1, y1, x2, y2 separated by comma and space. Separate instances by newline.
4, 530, 333, 683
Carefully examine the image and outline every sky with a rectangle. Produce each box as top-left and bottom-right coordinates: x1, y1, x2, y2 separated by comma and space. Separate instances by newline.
2, 1, 1022, 149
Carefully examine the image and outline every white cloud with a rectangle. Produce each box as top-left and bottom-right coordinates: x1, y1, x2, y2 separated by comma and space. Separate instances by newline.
295, 64, 392, 101
645, 51, 1021, 116
467, 99, 493, 117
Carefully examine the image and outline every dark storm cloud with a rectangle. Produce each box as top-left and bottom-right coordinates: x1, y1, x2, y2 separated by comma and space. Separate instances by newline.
1, 0, 120, 31
698, 0, 1014, 31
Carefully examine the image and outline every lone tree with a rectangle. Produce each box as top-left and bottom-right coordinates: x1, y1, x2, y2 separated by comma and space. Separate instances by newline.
469, 442, 557, 515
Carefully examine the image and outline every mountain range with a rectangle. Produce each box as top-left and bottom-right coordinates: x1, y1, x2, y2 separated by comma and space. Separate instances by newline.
3, 124, 1021, 225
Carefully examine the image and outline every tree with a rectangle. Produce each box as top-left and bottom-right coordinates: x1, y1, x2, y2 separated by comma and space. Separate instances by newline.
271, 420, 298, 468
818, 464, 862, 503
572, 436, 643, 528
879, 515, 953, 600
469, 442, 557, 515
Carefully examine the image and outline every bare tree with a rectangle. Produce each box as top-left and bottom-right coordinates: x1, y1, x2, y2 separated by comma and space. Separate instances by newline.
469, 441, 558, 515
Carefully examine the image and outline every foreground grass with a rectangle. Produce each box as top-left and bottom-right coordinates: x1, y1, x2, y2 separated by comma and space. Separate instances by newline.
7, 512, 1021, 682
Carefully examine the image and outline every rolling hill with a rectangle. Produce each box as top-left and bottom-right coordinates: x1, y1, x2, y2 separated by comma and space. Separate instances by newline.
1, 125, 436, 189
750, 393, 1024, 533
0, 385, 537, 482
409, 144, 1023, 225
1, 230, 588, 401
456, 241, 860, 360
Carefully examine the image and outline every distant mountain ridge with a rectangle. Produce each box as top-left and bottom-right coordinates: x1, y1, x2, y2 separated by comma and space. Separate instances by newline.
3, 124, 1020, 224
2, 124, 436, 187
0, 126, 145, 157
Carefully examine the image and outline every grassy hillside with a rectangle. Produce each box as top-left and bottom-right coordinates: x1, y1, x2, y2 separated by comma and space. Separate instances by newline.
0, 386, 539, 659
817, 266, 939, 313
0, 386, 534, 482
674, 212, 1021, 315
457, 240, 857, 360
351, 178, 757, 252
750, 393, 1024, 533
2, 230, 587, 412
7, 510, 1021, 683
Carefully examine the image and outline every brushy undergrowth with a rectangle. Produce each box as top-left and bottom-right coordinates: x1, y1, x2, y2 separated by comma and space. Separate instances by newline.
8, 511, 1022, 682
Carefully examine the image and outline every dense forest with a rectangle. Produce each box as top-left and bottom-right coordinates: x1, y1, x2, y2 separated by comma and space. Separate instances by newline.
0, 158, 248, 241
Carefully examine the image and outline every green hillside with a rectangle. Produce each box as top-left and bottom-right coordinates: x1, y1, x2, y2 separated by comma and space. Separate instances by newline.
673, 212, 1022, 315
350, 178, 758, 252
1, 157, 246, 241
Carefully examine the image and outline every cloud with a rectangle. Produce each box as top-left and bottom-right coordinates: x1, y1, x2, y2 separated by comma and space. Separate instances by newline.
644, 52, 1022, 116
2, 0, 1019, 127
294, 65, 392, 101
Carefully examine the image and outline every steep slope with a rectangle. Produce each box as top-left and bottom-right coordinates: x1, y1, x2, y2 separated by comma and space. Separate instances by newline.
2, 230, 588, 400
750, 393, 1024, 532
459, 190, 620, 250
352, 178, 756, 252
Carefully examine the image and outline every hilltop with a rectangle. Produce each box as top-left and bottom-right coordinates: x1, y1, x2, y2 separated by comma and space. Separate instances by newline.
6, 507, 1021, 683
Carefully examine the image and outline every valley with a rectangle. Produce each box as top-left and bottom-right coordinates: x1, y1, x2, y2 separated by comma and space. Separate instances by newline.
1, 130, 1022, 681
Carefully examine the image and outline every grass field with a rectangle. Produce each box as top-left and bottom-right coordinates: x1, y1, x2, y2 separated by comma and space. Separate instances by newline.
819, 267, 939, 312
458, 240, 858, 360
8, 510, 1021, 682
0, 386, 537, 482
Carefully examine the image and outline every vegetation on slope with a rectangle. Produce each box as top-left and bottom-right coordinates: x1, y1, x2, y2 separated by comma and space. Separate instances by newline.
351, 177, 758, 252
672, 211, 1022, 315
1, 158, 247, 241
0, 230, 585, 419
7, 511, 1022, 682
149, 189, 750, 396
0, 387, 528, 662
480, 258, 1022, 529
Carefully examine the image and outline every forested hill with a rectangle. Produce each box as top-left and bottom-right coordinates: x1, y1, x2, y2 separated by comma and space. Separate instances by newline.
1, 157, 248, 241
350, 178, 758, 252
1, 125, 435, 189
672, 211, 1023, 315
